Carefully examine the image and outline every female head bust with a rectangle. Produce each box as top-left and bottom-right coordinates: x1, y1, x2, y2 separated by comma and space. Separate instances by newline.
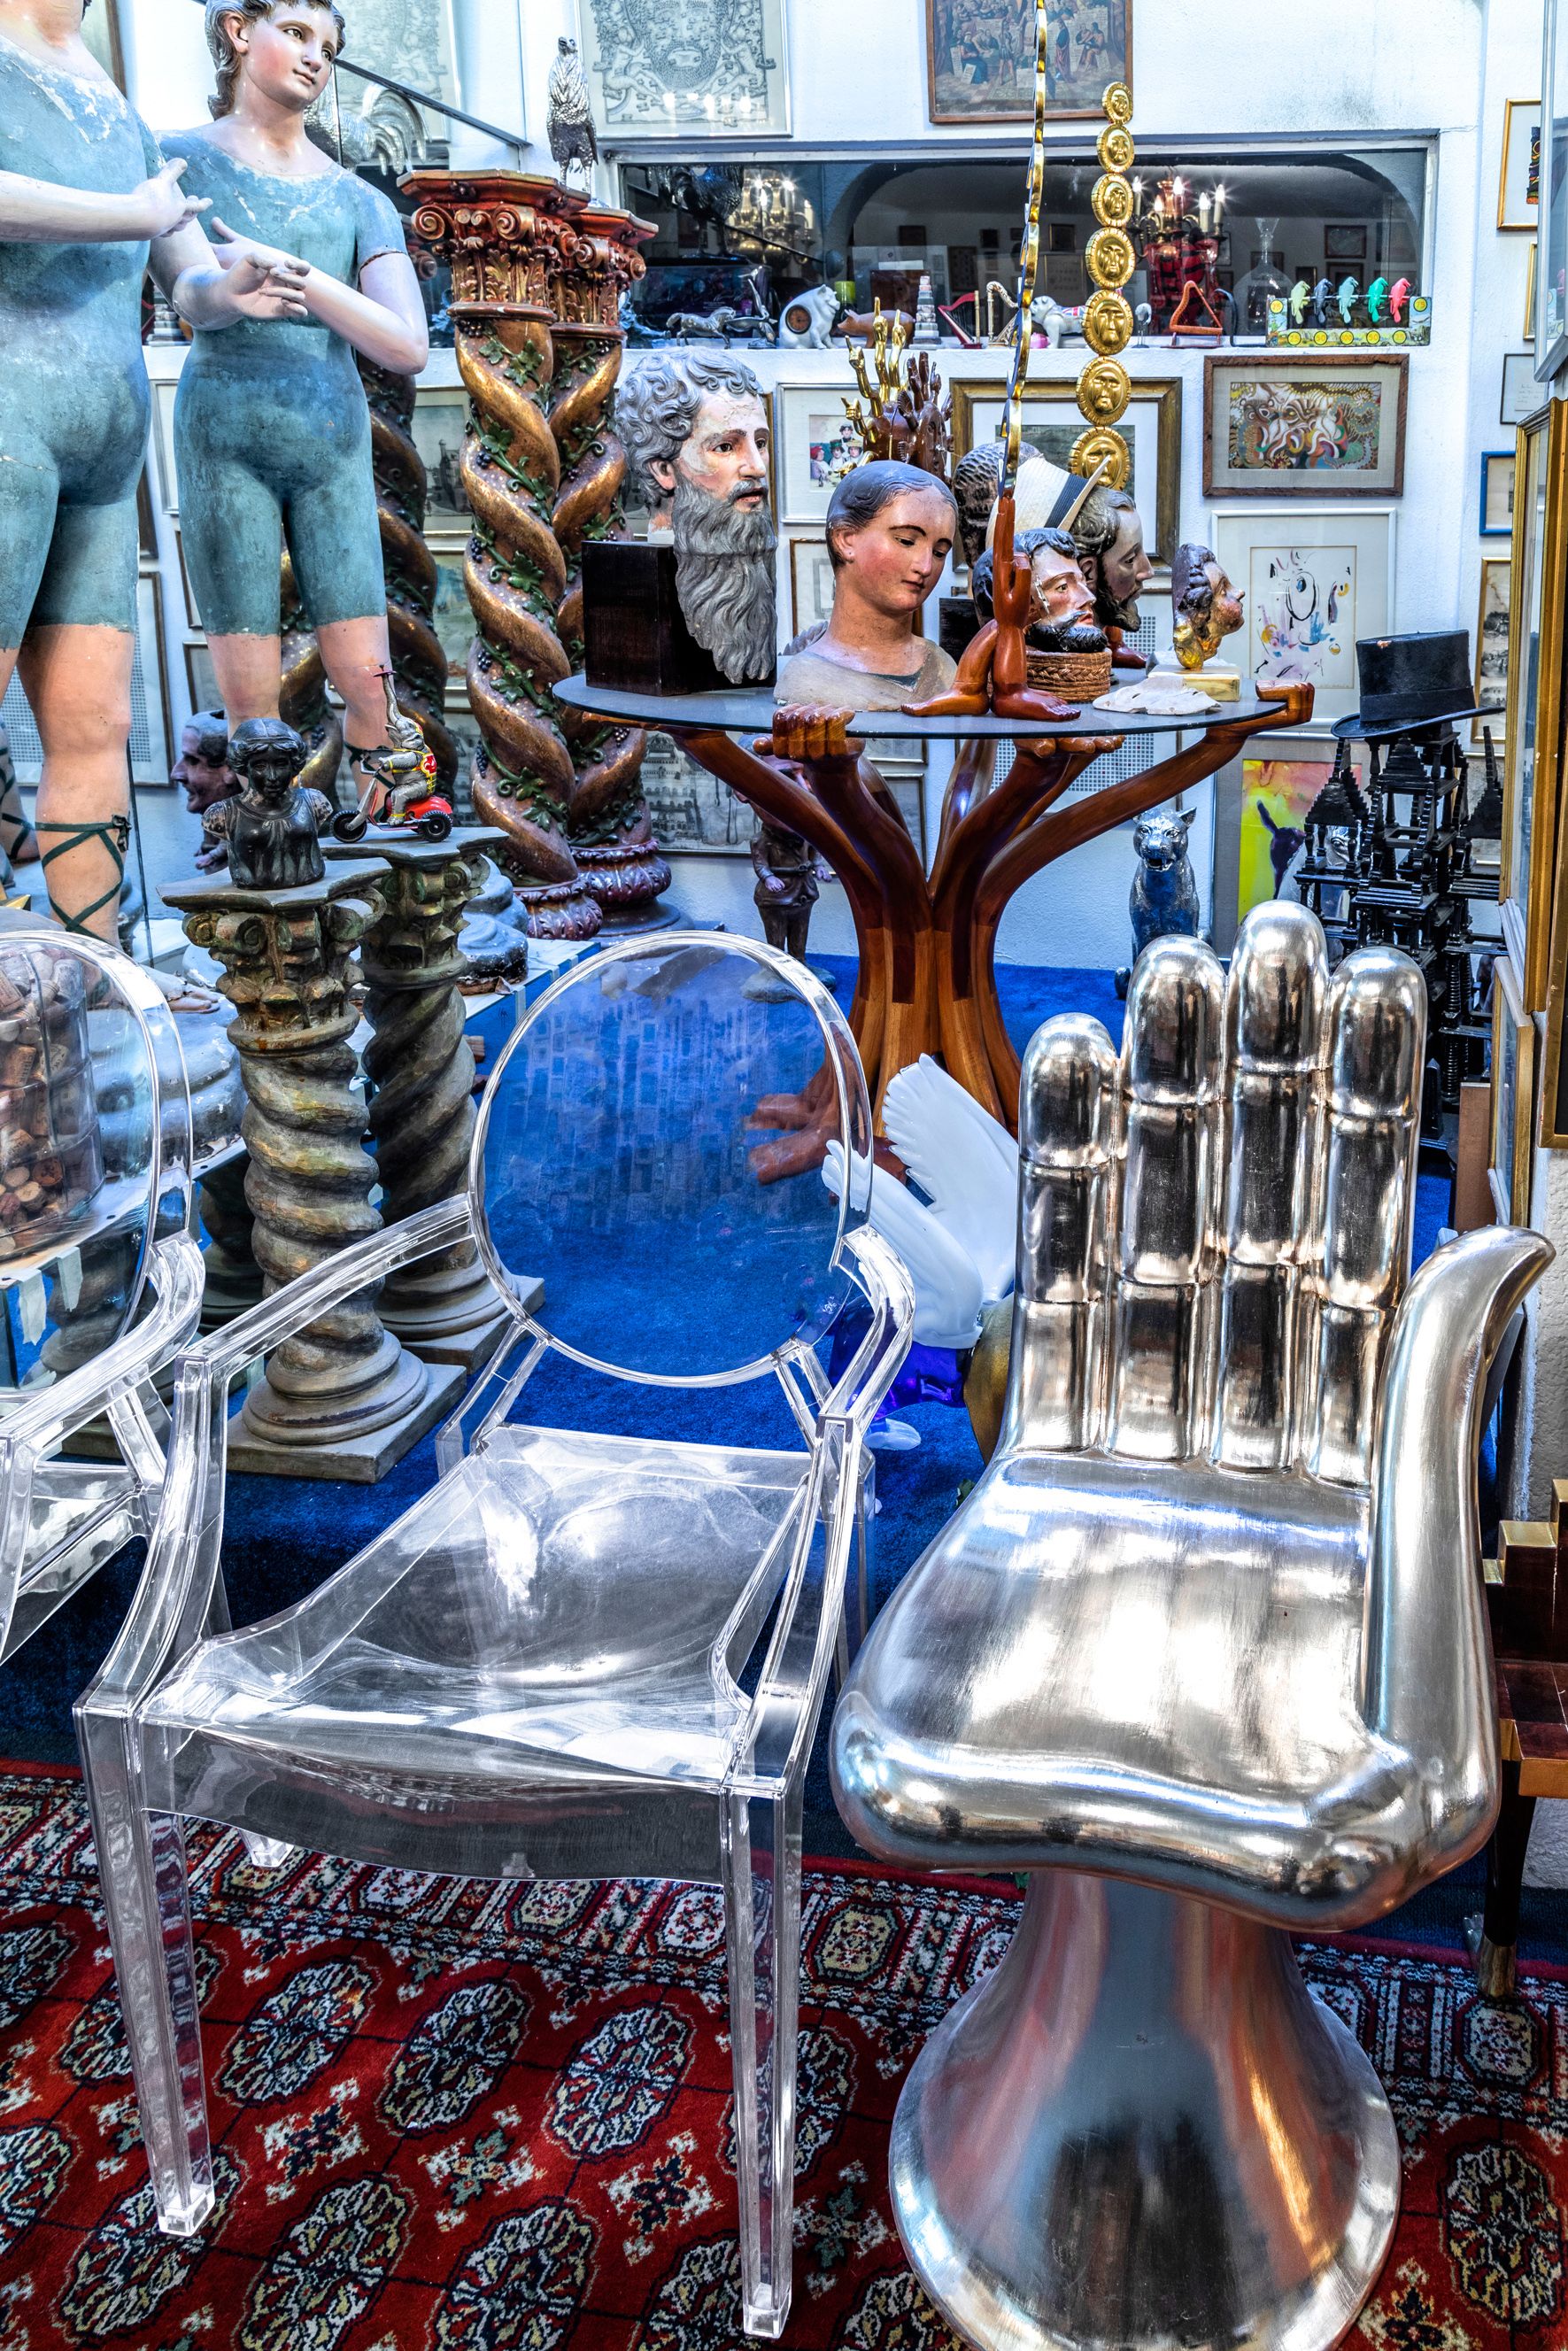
204, 0, 346, 120
824, 459, 956, 611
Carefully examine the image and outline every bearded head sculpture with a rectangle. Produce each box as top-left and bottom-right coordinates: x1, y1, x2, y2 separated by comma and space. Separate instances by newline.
617, 352, 776, 686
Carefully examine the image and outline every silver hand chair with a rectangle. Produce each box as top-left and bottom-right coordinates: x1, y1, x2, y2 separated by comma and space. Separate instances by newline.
0, 926, 201, 1660
833, 903, 1549, 2351
77, 932, 912, 2343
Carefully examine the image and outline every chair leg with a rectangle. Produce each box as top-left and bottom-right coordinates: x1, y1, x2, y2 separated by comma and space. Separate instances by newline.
1468, 1759, 1536, 1998
87, 1783, 213, 2234
723, 1787, 802, 2339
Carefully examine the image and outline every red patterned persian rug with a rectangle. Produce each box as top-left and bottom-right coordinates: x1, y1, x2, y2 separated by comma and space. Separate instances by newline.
0, 1766, 1563, 2349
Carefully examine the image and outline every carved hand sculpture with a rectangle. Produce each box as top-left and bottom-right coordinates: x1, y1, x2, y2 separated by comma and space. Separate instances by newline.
836, 903, 1551, 1926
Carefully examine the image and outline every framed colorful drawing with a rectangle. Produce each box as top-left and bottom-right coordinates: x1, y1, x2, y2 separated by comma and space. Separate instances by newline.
1210, 508, 1395, 731
925, 0, 1129, 124
776, 387, 859, 524
1202, 353, 1408, 499
1502, 401, 1568, 1015
950, 375, 1180, 564
1480, 450, 1517, 537
579, 0, 791, 135
1499, 97, 1542, 231
1238, 757, 1333, 914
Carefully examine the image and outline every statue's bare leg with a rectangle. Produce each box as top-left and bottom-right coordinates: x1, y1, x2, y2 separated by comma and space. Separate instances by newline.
13, 623, 134, 942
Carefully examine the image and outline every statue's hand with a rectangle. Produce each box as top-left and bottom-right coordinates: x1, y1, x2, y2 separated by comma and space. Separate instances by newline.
209, 214, 306, 282
770, 706, 860, 762
222, 247, 311, 323
134, 158, 209, 240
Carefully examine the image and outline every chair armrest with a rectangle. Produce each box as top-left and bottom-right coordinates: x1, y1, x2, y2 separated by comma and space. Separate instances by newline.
73, 1196, 483, 1732
823, 1226, 915, 1429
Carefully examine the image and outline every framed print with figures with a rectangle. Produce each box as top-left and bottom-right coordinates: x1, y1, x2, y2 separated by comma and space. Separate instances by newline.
579, 0, 791, 136
1499, 97, 1542, 229
1203, 354, 1407, 499
1210, 508, 1395, 732
925, 0, 1130, 122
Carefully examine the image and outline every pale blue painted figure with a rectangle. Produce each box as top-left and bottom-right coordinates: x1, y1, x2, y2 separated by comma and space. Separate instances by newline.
0, 0, 305, 939
1337, 275, 1359, 325
162, 132, 405, 638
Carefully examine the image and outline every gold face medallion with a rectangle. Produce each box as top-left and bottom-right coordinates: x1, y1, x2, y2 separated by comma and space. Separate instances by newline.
1077, 355, 1132, 426
1083, 288, 1133, 355
1086, 226, 1136, 290
1070, 425, 1130, 488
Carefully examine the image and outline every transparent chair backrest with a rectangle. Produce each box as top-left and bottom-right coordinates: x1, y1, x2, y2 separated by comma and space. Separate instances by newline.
474, 934, 872, 1383
0, 923, 191, 1409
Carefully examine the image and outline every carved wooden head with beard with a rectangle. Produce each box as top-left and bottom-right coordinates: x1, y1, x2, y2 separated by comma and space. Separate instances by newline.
618, 352, 776, 684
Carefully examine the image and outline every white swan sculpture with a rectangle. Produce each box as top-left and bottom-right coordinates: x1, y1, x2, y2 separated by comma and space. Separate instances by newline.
823, 1056, 1017, 1351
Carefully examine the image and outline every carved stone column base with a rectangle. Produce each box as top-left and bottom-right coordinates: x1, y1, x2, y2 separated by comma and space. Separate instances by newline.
228, 1353, 467, 1484
575, 840, 679, 931
379, 1272, 541, 1373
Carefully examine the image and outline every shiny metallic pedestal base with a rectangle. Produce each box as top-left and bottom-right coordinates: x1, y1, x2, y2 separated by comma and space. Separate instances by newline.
891, 1875, 1400, 2351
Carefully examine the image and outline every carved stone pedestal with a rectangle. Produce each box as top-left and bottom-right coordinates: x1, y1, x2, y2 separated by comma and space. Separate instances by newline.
323, 826, 537, 1372
163, 863, 462, 1481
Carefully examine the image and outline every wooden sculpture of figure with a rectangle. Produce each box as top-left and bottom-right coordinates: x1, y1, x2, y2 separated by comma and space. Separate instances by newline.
751, 816, 827, 963
776, 460, 958, 711
163, 0, 429, 829
1070, 479, 1154, 669
970, 526, 1101, 657
1170, 541, 1245, 669
218, 714, 331, 889
173, 708, 241, 870
616, 350, 776, 685
0, 0, 307, 941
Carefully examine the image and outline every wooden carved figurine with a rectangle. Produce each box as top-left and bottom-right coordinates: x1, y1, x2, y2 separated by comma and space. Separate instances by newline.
776, 461, 958, 711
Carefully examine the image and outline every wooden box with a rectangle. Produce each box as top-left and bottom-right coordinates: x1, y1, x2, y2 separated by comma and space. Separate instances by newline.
582, 541, 776, 695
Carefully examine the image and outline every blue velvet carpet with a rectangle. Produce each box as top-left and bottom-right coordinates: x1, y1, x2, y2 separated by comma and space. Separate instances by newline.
6, 955, 1558, 1960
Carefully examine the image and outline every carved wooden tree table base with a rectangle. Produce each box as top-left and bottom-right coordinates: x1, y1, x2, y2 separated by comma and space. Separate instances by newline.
556, 678, 1313, 1168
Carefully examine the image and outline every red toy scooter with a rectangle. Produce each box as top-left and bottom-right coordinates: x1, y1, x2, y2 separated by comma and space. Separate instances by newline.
331, 669, 453, 843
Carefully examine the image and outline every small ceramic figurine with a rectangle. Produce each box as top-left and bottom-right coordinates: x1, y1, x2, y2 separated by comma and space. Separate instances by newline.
1311, 276, 1334, 327
776, 284, 839, 349
1288, 279, 1311, 326
1170, 542, 1246, 669
0, 0, 305, 940
750, 817, 827, 963
164, 1, 429, 819
1337, 275, 1359, 325
1115, 806, 1201, 997
220, 716, 333, 890
775, 460, 957, 709
546, 36, 598, 195
329, 669, 452, 840
1389, 276, 1412, 324
1365, 275, 1389, 325
618, 351, 777, 684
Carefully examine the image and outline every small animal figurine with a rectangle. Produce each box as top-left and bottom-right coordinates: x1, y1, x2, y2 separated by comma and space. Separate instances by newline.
1116, 808, 1201, 996
1388, 276, 1412, 324
1336, 275, 1360, 326
1288, 279, 1311, 326
777, 284, 841, 348
1311, 276, 1334, 327
1365, 275, 1389, 325
546, 36, 598, 195
1258, 802, 1306, 896
834, 305, 916, 346
223, 719, 331, 893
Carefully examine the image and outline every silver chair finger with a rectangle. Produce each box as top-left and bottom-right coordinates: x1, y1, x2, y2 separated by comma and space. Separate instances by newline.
1002, 1015, 1119, 1452
1211, 903, 1329, 1472
1106, 938, 1224, 1460
1299, 945, 1425, 1485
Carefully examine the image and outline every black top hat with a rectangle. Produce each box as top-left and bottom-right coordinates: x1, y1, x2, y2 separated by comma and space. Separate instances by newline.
1330, 630, 1490, 741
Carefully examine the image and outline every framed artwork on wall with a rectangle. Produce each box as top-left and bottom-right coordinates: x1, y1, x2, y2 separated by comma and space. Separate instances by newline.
430, 548, 474, 679
1526, 240, 1539, 343
1490, 952, 1537, 1224
1474, 557, 1512, 745
924, 0, 1130, 123
1323, 225, 1366, 265
776, 387, 859, 524
579, 0, 791, 136
1501, 403, 1567, 1015
1202, 353, 1408, 499
1480, 451, 1517, 537
1210, 508, 1395, 732
950, 375, 1180, 564
788, 536, 836, 637
1237, 756, 1333, 914
1502, 352, 1540, 425
1499, 98, 1543, 231
1540, 0, 1568, 375
639, 731, 756, 855
409, 389, 471, 526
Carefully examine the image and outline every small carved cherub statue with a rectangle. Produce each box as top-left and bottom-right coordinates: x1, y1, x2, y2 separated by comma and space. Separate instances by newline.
1158, 540, 1246, 701
218, 718, 334, 892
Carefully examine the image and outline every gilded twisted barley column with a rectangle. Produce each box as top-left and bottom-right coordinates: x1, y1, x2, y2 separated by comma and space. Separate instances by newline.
279, 554, 344, 801
359, 356, 460, 791
549, 319, 669, 926
327, 829, 514, 1367
404, 174, 599, 940
163, 862, 459, 1480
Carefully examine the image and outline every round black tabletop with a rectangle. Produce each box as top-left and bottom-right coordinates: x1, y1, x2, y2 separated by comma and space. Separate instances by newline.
553, 673, 1281, 741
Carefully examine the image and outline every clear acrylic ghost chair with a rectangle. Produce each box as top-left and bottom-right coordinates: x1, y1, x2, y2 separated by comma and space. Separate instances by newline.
833, 904, 1551, 2351
0, 924, 201, 1660
77, 931, 912, 2341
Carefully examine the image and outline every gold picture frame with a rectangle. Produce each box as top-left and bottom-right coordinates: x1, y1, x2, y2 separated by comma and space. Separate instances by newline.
1526, 240, 1539, 341
1500, 98, 1543, 232
949, 375, 1180, 567
1501, 400, 1568, 1017
1491, 951, 1537, 1223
